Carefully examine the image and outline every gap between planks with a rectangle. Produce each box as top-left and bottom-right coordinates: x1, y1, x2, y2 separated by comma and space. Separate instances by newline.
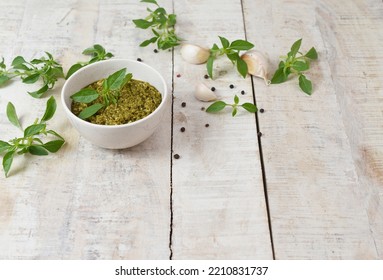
168, 0, 175, 261
240, 0, 276, 260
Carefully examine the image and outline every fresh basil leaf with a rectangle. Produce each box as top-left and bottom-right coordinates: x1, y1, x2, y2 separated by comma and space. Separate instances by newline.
206, 101, 227, 113
66, 63, 83, 79
45, 52, 54, 60
78, 103, 104, 119
270, 67, 289, 84
133, 19, 153, 29
122, 73, 133, 88
30, 58, 43, 64
24, 124, 46, 137
141, 0, 158, 5
6, 102, 22, 130
11, 56, 27, 69
227, 52, 240, 64
46, 130, 65, 141
211, 43, 220, 51
292, 61, 309, 72
241, 103, 257, 113
28, 84, 49, 98
140, 36, 158, 47
232, 107, 238, 117
305, 47, 318, 60
82, 45, 98, 56
234, 95, 239, 104
0, 141, 11, 153
168, 14, 177, 27
28, 145, 49, 156
298, 74, 312, 95
70, 88, 99, 103
49, 66, 65, 79
152, 28, 160, 36
0, 74, 10, 86
22, 73, 40, 84
107, 68, 128, 90
41, 96, 57, 122
42, 140, 65, 153
236, 57, 248, 78
3, 150, 14, 177
0, 57, 6, 69
219, 36, 230, 49
288, 38, 302, 58
157, 38, 179, 50
104, 52, 114, 59
229, 40, 254, 51
206, 56, 215, 79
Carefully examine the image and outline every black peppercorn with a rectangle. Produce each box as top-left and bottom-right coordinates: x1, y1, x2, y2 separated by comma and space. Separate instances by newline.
154, 49, 158, 53
174, 154, 180, 159
181, 102, 186, 107
260, 108, 265, 113
137, 58, 142, 62
205, 124, 210, 127
211, 87, 216, 92
258, 132, 263, 137
241, 90, 245, 95
180, 127, 185, 132
204, 74, 209, 79
229, 84, 234, 89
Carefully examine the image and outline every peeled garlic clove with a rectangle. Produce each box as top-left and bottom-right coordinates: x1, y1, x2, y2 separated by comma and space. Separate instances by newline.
241, 50, 270, 85
194, 83, 217, 102
180, 43, 210, 64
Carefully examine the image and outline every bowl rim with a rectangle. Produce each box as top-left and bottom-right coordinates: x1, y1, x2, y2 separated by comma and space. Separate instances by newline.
61, 58, 168, 129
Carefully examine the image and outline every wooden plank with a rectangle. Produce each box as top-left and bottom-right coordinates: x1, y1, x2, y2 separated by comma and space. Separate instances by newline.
316, 0, 383, 258
0, 0, 172, 259
243, 0, 381, 259
171, 0, 273, 259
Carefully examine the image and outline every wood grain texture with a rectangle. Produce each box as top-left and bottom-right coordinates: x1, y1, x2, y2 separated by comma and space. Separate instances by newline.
243, 0, 382, 259
0, 0, 172, 259
171, 0, 273, 259
1, 0, 382, 260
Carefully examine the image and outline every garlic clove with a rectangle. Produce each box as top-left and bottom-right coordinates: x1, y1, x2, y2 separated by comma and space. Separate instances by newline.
241, 50, 270, 85
194, 83, 218, 102
180, 43, 210, 64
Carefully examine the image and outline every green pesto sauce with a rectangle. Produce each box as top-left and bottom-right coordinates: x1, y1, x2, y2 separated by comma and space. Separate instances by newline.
71, 78, 162, 125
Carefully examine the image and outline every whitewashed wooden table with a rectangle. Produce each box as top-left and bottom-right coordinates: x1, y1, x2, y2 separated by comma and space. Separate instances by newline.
0, 0, 382, 260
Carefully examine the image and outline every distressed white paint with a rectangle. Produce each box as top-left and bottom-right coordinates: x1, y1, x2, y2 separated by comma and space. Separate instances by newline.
243, 0, 382, 259
1, 0, 382, 260
0, 0, 172, 259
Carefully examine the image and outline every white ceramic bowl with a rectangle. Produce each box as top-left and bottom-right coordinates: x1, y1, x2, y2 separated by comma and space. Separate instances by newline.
61, 59, 168, 149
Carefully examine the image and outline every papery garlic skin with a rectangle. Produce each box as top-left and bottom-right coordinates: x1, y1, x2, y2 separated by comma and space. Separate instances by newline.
180, 44, 210, 64
194, 83, 218, 102
241, 50, 270, 85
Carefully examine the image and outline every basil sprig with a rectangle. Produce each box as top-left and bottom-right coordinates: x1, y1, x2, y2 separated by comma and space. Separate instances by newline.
133, 0, 181, 50
66, 44, 114, 79
207, 36, 254, 79
0, 96, 65, 177
270, 38, 318, 95
206, 95, 257, 117
70, 68, 132, 120
0, 53, 64, 98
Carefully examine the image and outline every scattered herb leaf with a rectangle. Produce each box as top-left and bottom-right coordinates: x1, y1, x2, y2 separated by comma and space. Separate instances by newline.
0, 96, 65, 177
207, 36, 254, 79
133, 0, 182, 50
66, 44, 114, 79
206, 95, 257, 116
0, 52, 64, 98
270, 38, 318, 95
